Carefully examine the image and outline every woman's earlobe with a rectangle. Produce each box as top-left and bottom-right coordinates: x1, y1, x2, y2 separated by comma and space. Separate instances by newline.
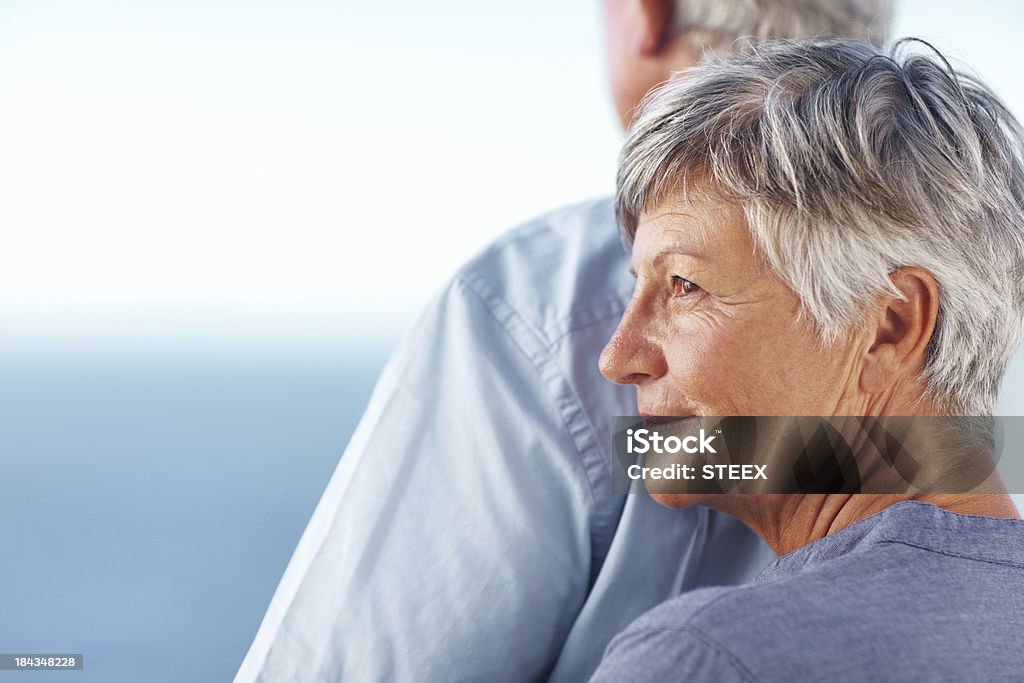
859, 346, 894, 395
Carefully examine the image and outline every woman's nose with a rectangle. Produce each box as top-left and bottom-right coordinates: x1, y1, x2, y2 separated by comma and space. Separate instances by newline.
599, 303, 668, 385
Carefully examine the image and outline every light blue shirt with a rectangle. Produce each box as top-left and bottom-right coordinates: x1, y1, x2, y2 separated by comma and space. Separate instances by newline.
234, 197, 774, 682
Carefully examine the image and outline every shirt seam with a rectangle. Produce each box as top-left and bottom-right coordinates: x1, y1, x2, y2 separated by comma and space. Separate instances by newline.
452, 272, 603, 507
876, 538, 1024, 570
623, 624, 760, 682
549, 299, 632, 346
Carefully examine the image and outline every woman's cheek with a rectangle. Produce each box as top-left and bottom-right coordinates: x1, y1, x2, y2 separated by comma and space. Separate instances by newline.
678, 313, 790, 414
666, 323, 737, 411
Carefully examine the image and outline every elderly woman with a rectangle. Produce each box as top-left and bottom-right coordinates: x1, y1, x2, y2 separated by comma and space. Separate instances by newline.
591, 38, 1024, 681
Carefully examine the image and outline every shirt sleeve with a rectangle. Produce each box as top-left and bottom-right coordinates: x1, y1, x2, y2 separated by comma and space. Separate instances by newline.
590, 625, 757, 683
234, 275, 598, 682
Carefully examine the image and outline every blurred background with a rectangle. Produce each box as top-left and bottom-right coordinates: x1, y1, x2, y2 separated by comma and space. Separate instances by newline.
2, 1, 1022, 681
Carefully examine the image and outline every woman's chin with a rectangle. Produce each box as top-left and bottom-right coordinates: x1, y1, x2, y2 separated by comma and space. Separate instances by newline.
650, 492, 705, 509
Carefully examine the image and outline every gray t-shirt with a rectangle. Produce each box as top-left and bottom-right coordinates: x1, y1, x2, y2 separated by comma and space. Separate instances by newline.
591, 501, 1024, 682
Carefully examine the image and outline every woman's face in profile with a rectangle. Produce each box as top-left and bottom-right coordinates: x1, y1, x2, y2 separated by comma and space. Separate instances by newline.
600, 189, 869, 419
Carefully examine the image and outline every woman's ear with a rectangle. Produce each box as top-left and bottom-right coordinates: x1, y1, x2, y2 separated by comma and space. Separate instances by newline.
860, 267, 940, 394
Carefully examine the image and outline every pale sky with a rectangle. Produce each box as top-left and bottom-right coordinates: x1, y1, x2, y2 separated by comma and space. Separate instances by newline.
0, 0, 619, 344
1, 0, 1022, 350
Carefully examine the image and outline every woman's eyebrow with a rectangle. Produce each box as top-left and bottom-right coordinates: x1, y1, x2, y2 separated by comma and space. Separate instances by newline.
652, 247, 707, 266
630, 246, 709, 277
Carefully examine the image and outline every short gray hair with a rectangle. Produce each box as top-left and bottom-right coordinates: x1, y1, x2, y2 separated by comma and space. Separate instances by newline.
677, 0, 892, 51
617, 38, 1024, 415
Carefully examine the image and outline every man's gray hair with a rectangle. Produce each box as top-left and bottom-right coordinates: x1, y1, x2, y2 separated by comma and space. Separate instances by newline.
677, 0, 891, 51
617, 39, 1024, 415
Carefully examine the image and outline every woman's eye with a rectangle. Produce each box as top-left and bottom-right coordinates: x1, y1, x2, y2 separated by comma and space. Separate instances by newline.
671, 275, 700, 296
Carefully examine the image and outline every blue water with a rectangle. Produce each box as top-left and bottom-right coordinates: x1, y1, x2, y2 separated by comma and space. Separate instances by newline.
0, 344, 392, 682
4, 341, 1023, 683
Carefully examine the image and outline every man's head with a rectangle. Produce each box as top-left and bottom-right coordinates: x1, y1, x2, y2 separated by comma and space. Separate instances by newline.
603, 0, 893, 128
